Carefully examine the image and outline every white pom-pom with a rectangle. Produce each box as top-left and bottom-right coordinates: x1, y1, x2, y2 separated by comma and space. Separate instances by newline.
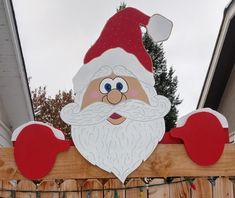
146, 14, 173, 42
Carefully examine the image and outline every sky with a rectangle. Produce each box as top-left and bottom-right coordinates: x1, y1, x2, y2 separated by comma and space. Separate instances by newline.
12, 0, 230, 117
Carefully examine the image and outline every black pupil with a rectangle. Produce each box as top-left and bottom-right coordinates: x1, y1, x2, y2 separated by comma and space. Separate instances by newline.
116, 82, 123, 91
104, 83, 112, 92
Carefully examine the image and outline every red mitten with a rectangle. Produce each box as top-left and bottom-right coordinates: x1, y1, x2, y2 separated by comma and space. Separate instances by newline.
12, 122, 70, 179
170, 108, 229, 166
160, 132, 183, 144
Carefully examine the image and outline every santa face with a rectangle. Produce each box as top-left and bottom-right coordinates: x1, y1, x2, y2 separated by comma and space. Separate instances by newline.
80, 74, 150, 125
61, 68, 170, 182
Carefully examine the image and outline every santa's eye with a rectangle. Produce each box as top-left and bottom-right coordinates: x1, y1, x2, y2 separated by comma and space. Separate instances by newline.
116, 82, 123, 91
104, 83, 112, 92
100, 78, 114, 93
114, 77, 128, 93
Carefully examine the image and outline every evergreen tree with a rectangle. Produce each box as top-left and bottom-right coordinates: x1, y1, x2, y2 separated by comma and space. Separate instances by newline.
116, 2, 127, 12
143, 34, 182, 131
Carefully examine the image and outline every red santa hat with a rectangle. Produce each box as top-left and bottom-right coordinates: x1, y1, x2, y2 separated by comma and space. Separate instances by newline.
73, 7, 172, 93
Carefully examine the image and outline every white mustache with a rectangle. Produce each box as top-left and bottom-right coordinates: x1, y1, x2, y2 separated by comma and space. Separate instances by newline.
61, 97, 170, 126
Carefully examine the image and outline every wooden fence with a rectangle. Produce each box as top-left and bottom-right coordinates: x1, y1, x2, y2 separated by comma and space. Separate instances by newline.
0, 144, 235, 197
1, 145, 235, 180
0, 177, 234, 198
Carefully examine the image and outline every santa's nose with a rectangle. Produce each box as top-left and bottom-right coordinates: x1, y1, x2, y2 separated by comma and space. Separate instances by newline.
104, 89, 126, 104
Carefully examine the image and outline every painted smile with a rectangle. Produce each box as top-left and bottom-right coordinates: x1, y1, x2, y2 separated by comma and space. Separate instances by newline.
109, 113, 122, 119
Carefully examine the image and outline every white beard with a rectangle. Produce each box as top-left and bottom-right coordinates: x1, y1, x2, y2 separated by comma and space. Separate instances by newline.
61, 94, 170, 182
71, 118, 165, 182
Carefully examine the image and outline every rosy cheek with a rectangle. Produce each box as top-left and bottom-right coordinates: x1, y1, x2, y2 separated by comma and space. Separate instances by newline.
128, 89, 138, 98
89, 91, 100, 100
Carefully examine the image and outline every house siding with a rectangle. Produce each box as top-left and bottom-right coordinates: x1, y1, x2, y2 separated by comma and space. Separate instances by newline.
0, 0, 33, 146
218, 64, 235, 133
0, 124, 11, 147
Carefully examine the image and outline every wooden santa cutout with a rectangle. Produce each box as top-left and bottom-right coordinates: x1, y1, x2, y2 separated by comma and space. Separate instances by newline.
11, 7, 229, 182
61, 7, 172, 182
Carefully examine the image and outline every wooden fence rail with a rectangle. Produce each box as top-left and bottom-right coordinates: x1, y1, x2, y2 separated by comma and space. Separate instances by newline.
0, 144, 235, 197
0, 144, 235, 180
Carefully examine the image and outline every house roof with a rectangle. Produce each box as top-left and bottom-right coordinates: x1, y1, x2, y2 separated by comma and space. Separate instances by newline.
197, 0, 235, 110
0, 0, 34, 131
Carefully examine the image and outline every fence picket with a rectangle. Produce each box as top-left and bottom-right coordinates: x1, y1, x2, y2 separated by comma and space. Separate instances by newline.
191, 178, 212, 198
82, 179, 103, 198
104, 179, 125, 198
38, 180, 59, 198
16, 180, 36, 198
169, 178, 190, 198
0, 180, 14, 198
149, 178, 169, 198
123, 178, 145, 198
213, 177, 234, 198
60, 179, 80, 198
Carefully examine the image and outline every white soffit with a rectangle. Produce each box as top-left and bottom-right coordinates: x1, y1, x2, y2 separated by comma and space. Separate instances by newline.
198, 1, 235, 108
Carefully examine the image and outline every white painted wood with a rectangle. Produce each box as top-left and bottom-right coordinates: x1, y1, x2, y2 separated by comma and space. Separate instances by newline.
73, 48, 155, 94
177, 108, 228, 128
147, 14, 173, 42
12, 121, 65, 141
63, 66, 170, 183
61, 8, 173, 183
